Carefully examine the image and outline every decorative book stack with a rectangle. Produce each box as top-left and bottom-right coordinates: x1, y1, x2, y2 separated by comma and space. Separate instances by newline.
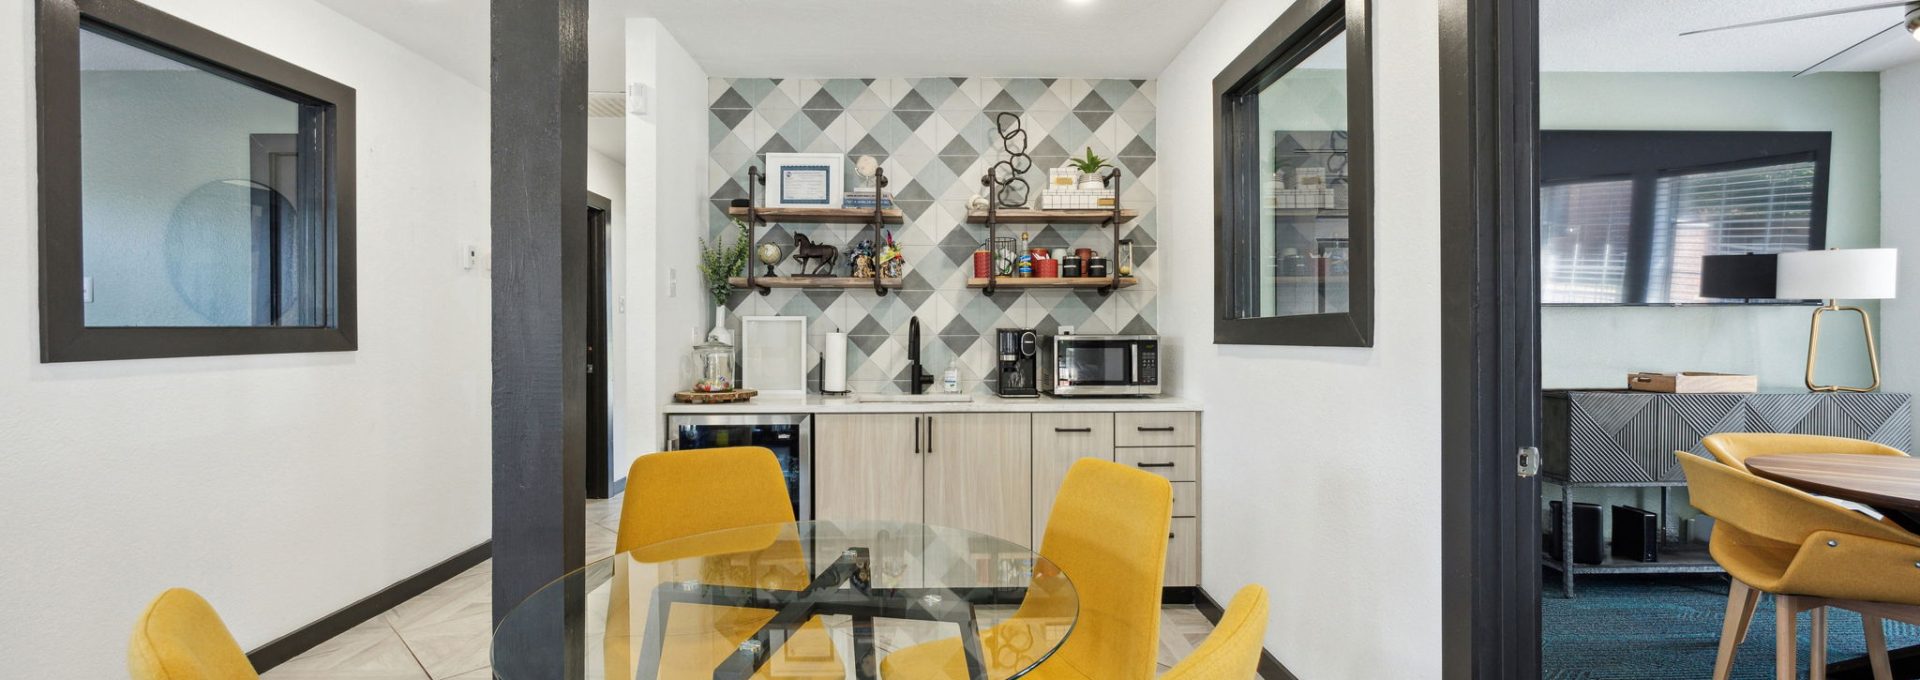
1040, 167, 1114, 210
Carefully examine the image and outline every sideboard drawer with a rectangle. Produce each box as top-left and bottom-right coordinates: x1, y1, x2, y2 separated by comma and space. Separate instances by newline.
1116, 447, 1196, 482
1117, 412, 1198, 447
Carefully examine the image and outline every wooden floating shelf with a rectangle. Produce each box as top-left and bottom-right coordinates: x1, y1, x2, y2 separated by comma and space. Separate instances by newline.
967, 277, 1139, 290
966, 209, 1139, 224
729, 276, 902, 289
728, 207, 904, 224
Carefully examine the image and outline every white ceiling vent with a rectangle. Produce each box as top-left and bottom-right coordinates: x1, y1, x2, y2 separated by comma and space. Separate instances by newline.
588, 83, 648, 118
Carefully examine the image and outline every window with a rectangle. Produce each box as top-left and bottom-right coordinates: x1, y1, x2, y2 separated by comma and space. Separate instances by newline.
38, 0, 355, 361
1213, 0, 1372, 347
1538, 131, 1828, 306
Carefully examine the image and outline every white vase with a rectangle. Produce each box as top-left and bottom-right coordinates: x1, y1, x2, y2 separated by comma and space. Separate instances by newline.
708, 304, 734, 345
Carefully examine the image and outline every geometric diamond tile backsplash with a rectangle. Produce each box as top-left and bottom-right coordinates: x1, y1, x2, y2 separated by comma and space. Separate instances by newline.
709, 78, 1158, 395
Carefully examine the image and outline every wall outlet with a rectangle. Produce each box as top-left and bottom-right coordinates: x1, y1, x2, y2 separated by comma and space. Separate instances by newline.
459, 244, 479, 270
1058, 325, 1075, 336
668, 268, 678, 297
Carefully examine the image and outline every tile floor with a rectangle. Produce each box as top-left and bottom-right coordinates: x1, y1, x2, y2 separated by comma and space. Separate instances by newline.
265, 496, 1238, 679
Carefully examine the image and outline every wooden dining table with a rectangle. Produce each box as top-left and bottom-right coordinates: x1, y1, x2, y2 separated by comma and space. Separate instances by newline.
1743, 453, 1920, 680
1745, 453, 1920, 534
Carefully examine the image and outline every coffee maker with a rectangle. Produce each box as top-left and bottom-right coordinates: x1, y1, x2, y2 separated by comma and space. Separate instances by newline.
994, 328, 1039, 398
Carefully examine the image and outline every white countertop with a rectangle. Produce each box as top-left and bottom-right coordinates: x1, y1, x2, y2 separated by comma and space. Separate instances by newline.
663, 393, 1201, 415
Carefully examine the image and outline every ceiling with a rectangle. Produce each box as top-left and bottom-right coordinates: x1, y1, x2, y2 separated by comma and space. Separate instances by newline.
1543, 0, 1920, 72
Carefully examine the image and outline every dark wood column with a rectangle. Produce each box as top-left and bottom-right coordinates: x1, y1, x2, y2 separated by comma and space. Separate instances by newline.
490, 0, 587, 640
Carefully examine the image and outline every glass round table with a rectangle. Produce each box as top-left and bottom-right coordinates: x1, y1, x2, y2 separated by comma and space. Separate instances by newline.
492, 521, 1078, 680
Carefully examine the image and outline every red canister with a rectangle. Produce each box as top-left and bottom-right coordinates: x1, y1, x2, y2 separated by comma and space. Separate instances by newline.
972, 250, 991, 278
1035, 260, 1060, 278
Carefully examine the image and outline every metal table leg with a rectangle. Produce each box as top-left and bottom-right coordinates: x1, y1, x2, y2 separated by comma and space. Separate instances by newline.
1562, 483, 1575, 598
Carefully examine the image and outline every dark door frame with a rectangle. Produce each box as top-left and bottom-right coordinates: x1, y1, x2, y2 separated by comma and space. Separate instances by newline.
1439, 0, 1542, 677
586, 191, 614, 500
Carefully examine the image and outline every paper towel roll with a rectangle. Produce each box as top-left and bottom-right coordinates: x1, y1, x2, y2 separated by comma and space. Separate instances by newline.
822, 332, 848, 393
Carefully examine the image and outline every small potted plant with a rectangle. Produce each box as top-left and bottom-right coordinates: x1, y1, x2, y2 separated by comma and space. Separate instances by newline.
1069, 147, 1112, 190
698, 218, 751, 344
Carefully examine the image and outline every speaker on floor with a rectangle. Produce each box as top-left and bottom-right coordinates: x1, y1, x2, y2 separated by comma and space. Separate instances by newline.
1612, 505, 1659, 562
1549, 501, 1606, 565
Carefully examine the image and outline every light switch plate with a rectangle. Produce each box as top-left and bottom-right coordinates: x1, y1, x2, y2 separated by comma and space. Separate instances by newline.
82, 276, 93, 303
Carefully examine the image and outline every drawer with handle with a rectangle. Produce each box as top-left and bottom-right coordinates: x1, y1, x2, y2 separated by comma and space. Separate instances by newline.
1031, 413, 1115, 461
1116, 447, 1196, 482
1170, 481, 1198, 517
1165, 517, 1199, 587
1117, 412, 1197, 447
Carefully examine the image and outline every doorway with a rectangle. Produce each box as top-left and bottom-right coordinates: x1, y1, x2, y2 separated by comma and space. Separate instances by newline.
586, 191, 614, 499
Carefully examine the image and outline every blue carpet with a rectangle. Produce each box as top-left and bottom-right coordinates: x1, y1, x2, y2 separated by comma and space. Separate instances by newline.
1543, 574, 1920, 679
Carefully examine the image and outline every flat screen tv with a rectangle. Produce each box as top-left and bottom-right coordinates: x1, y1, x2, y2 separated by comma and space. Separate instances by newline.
1540, 130, 1831, 305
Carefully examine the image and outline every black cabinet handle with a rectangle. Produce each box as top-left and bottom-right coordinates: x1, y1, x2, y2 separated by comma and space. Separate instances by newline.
1136, 462, 1176, 468
1137, 426, 1176, 432
1169, 533, 1176, 539
1054, 427, 1093, 433
913, 416, 921, 454
927, 416, 935, 454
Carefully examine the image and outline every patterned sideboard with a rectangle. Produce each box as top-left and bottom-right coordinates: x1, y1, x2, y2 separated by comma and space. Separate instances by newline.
1544, 390, 1913, 484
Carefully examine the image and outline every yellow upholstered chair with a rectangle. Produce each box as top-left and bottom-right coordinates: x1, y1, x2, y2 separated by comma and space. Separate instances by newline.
1677, 451, 1920, 680
1701, 433, 1906, 473
881, 458, 1174, 680
1160, 585, 1269, 680
608, 447, 838, 680
128, 588, 258, 680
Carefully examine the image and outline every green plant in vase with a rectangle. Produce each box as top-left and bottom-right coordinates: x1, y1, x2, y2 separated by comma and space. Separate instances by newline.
1069, 147, 1112, 189
697, 218, 751, 344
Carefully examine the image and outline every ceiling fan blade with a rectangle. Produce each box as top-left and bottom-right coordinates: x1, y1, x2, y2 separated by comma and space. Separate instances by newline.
1795, 20, 1908, 77
1681, 1, 1912, 36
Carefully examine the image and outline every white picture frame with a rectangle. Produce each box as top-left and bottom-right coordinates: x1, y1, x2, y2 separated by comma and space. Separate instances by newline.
741, 316, 808, 395
764, 153, 845, 208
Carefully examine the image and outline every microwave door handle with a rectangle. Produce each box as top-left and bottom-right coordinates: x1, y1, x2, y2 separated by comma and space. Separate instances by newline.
1130, 344, 1140, 383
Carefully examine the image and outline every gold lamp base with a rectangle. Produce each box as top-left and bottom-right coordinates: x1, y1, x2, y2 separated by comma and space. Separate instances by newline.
1805, 300, 1882, 393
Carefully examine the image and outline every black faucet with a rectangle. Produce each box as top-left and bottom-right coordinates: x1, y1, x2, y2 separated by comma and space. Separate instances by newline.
907, 316, 933, 394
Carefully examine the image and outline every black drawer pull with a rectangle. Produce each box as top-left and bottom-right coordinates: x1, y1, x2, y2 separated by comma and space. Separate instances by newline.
1169, 533, 1177, 539
1054, 427, 1093, 433
1137, 426, 1176, 432
1136, 462, 1176, 468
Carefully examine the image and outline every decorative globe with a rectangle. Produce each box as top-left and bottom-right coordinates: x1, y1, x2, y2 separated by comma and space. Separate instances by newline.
757, 243, 783, 267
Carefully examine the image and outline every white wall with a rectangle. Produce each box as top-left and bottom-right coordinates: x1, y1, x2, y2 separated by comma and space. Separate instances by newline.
588, 149, 630, 480
1158, 0, 1443, 676
1879, 62, 1920, 393
1539, 72, 1882, 390
621, 18, 709, 473
0, 0, 490, 676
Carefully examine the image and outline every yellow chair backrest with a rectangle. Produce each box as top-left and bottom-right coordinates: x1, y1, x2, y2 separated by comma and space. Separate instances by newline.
1701, 433, 1906, 472
1161, 585, 1270, 680
128, 588, 259, 680
1034, 458, 1173, 680
616, 447, 796, 555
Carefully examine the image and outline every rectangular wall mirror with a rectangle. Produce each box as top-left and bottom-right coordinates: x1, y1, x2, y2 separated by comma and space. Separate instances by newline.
1213, 0, 1373, 347
38, 0, 355, 362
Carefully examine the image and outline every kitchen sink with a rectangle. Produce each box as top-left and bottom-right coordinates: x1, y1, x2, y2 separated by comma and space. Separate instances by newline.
852, 393, 973, 403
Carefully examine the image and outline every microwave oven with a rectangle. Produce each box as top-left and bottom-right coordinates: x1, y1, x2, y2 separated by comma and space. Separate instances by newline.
1041, 334, 1161, 397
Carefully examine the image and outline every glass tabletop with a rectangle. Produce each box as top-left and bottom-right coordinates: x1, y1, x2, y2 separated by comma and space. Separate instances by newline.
492, 521, 1078, 680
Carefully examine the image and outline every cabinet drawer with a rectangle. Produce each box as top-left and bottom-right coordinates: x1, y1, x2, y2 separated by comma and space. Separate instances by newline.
1165, 517, 1199, 587
1117, 412, 1198, 447
1170, 481, 1199, 517
1116, 447, 1196, 482
1032, 413, 1115, 460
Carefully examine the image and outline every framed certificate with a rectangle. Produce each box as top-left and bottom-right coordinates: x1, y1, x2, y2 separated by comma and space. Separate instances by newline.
765, 153, 845, 208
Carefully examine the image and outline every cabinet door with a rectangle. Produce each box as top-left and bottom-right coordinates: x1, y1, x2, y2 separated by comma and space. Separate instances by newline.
815, 414, 923, 523
1031, 412, 1115, 547
925, 413, 1033, 544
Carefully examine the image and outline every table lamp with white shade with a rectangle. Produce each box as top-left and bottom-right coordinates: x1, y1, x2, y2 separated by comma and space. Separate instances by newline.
1775, 248, 1898, 393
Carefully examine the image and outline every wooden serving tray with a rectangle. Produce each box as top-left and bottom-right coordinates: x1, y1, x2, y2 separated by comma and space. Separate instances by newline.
1628, 372, 1757, 394
673, 389, 758, 404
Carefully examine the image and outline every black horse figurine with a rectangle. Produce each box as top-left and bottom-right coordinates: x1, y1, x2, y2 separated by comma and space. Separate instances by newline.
790, 234, 839, 276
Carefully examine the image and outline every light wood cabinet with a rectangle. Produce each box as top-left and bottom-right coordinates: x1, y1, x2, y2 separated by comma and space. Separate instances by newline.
925, 413, 1033, 544
1031, 413, 1117, 545
1170, 481, 1199, 518
815, 414, 924, 523
1166, 517, 1199, 587
1115, 446, 1197, 482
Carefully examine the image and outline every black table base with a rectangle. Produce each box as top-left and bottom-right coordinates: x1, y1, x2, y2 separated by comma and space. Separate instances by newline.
633, 547, 993, 680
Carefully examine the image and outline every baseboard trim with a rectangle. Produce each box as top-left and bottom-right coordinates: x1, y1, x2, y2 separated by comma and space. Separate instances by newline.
247, 541, 492, 673
1194, 586, 1299, 680
1163, 586, 1197, 604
